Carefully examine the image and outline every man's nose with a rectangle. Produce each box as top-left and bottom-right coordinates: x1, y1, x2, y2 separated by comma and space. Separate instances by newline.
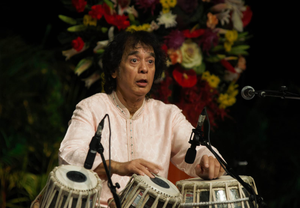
139, 60, 148, 74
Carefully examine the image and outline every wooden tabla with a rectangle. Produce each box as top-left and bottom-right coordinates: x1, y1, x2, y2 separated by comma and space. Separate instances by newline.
31, 165, 102, 208
176, 175, 258, 208
110, 174, 182, 208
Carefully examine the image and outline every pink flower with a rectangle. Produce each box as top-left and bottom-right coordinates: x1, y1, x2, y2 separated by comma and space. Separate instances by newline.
206, 13, 219, 29
199, 29, 219, 54
164, 30, 185, 49
177, 0, 198, 14
167, 48, 182, 65
135, 0, 159, 15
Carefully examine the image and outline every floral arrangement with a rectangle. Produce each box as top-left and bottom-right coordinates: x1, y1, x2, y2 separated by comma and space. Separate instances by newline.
59, 0, 252, 128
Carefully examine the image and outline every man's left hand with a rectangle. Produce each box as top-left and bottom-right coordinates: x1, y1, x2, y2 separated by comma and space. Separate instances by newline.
195, 155, 225, 180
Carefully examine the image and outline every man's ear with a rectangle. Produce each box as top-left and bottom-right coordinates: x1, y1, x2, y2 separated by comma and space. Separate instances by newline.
111, 70, 117, 78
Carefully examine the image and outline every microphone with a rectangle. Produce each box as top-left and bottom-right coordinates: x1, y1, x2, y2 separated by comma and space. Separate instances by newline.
241, 86, 256, 100
185, 108, 206, 164
84, 118, 105, 169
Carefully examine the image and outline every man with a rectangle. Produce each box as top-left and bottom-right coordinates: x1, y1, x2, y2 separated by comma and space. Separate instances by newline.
59, 30, 225, 207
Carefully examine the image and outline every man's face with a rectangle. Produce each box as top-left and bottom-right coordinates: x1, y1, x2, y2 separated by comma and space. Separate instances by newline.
112, 43, 156, 98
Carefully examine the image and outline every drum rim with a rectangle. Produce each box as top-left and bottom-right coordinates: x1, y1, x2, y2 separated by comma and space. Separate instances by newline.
176, 175, 255, 189
132, 174, 182, 199
52, 165, 102, 192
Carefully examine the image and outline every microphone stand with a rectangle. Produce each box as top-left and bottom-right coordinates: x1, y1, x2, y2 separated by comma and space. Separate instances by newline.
257, 86, 300, 100
95, 141, 121, 208
86, 115, 121, 208
192, 128, 269, 208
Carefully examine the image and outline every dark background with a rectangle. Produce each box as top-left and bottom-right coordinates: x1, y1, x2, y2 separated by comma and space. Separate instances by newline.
1, 1, 299, 207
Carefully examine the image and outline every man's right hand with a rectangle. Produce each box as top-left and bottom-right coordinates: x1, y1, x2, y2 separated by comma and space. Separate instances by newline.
94, 158, 163, 180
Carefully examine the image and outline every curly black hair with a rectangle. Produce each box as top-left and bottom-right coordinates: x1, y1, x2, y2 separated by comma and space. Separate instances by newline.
102, 30, 167, 94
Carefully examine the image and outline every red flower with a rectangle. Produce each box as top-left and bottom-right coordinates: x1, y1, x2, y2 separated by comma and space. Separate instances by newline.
72, 0, 87, 13
161, 44, 168, 55
183, 29, 205, 38
152, 74, 173, 103
72, 37, 85, 51
242, 6, 253, 27
89, 4, 105, 20
172, 67, 197, 88
220, 59, 236, 73
105, 14, 130, 30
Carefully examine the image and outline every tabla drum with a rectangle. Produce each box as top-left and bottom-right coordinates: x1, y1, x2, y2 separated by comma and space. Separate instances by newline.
109, 174, 182, 208
176, 175, 258, 208
31, 165, 102, 208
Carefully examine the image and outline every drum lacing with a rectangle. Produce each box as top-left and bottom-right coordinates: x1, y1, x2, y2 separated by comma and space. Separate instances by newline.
180, 197, 250, 207
120, 175, 181, 208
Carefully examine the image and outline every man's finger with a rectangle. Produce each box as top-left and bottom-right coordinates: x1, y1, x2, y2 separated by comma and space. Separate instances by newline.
208, 156, 215, 179
214, 161, 221, 179
200, 155, 209, 169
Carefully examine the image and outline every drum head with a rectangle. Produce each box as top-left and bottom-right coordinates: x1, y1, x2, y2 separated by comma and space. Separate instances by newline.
135, 174, 180, 198
54, 165, 98, 191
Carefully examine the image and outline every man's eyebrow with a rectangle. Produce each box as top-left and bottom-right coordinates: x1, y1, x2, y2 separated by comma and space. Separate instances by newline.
127, 50, 155, 58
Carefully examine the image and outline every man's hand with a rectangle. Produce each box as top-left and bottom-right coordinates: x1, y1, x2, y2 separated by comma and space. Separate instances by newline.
94, 158, 163, 180
195, 155, 225, 180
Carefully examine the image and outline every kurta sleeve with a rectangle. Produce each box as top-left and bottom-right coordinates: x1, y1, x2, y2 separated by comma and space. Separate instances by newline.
58, 97, 105, 170
169, 106, 223, 177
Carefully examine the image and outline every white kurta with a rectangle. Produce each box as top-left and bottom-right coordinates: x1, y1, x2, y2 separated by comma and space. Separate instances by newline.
59, 91, 221, 206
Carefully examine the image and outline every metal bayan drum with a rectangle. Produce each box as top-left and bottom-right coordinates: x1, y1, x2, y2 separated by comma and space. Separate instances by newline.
176, 175, 258, 208
111, 174, 182, 208
31, 165, 102, 208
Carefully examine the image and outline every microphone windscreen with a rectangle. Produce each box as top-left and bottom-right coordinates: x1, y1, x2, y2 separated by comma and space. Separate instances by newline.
185, 148, 197, 164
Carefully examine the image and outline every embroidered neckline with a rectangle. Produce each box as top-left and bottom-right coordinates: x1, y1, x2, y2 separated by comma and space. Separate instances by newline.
110, 91, 145, 120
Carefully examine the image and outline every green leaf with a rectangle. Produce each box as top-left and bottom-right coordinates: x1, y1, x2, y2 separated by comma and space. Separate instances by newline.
206, 54, 226, 63
58, 15, 77, 25
195, 62, 206, 75
74, 58, 93, 75
104, 0, 115, 8
95, 49, 105, 54
232, 45, 250, 50
238, 32, 249, 38
211, 45, 224, 52
67, 25, 87, 32
228, 45, 250, 55
101, 27, 108, 33
229, 50, 249, 56
128, 13, 135, 22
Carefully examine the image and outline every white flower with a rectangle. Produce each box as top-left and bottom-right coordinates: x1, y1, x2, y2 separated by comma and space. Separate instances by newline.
125, 5, 139, 18
180, 40, 202, 69
82, 72, 101, 88
157, 11, 177, 28
93, 40, 109, 53
211, 0, 246, 32
225, 0, 246, 32
215, 10, 231, 26
62, 46, 87, 60
150, 20, 160, 31
93, 27, 114, 53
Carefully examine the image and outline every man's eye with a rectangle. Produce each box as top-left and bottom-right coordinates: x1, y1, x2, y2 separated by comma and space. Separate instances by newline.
131, 58, 137, 63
